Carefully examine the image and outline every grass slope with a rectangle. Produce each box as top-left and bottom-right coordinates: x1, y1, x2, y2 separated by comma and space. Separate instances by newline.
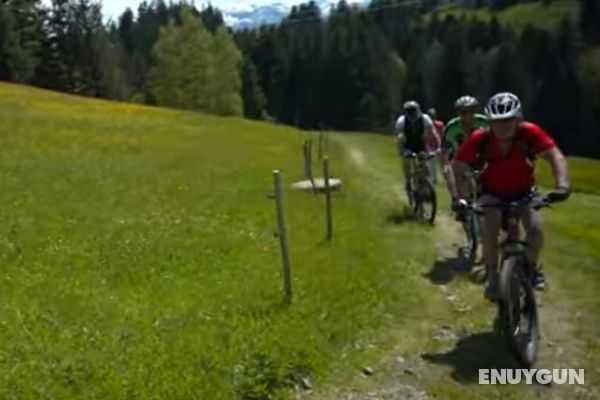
0, 83, 435, 399
0, 83, 598, 400
428, 0, 580, 32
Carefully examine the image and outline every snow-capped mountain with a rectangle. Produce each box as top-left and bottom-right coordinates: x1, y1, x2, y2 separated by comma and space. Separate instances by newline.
222, 0, 366, 30
223, 3, 290, 30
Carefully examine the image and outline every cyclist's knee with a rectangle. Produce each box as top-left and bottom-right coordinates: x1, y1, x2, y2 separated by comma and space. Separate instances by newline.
526, 218, 544, 243
523, 209, 544, 242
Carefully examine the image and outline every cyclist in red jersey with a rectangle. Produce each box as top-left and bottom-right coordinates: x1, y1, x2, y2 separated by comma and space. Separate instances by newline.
446, 92, 570, 300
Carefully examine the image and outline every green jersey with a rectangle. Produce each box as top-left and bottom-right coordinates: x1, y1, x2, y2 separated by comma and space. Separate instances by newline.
442, 113, 488, 154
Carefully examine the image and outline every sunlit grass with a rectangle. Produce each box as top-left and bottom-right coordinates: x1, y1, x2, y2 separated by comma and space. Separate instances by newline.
428, 0, 579, 32
0, 82, 598, 399
0, 83, 431, 399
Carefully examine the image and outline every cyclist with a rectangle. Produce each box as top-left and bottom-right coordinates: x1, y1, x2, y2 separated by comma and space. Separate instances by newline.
442, 96, 487, 202
395, 101, 439, 196
446, 92, 570, 300
426, 108, 444, 184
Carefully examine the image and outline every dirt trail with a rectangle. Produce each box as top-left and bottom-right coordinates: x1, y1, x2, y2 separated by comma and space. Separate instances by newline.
305, 139, 597, 400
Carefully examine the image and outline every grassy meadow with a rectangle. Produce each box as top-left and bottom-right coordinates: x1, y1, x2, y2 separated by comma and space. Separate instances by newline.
0, 83, 435, 399
0, 82, 598, 400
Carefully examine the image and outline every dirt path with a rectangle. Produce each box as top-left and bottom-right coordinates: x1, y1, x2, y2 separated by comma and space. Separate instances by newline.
305, 138, 598, 400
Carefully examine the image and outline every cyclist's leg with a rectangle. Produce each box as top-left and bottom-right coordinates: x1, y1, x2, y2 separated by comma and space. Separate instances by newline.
428, 156, 437, 185
479, 194, 502, 299
401, 151, 413, 191
455, 164, 472, 200
521, 207, 544, 266
521, 206, 545, 289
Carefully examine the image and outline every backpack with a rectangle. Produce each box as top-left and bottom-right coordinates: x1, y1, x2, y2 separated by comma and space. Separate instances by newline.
475, 126, 536, 170
403, 115, 425, 149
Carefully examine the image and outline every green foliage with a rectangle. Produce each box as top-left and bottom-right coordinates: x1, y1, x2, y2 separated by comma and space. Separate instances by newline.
0, 0, 42, 83
0, 0, 597, 156
150, 9, 242, 115
578, 47, 600, 122
242, 57, 268, 119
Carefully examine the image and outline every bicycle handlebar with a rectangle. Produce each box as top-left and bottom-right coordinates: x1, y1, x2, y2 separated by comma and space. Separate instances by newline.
405, 151, 437, 160
473, 195, 554, 213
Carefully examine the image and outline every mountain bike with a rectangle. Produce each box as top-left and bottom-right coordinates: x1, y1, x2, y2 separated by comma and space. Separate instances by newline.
405, 151, 437, 224
476, 194, 554, 367
457, 169, 482, 268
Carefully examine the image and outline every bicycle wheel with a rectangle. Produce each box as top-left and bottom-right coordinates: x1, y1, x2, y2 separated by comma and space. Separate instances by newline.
498, 254, 540, 367
406, 181, 416, 211
416, 179, 436, 224
462, 211, 479, 267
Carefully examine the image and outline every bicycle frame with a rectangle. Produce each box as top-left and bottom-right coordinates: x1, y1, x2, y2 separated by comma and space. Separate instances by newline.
407, 152, 434, 186
500, 203, 528, 257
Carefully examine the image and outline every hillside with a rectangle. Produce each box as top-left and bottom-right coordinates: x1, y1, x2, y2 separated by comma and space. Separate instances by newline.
429, 0, 580, 31
0, 83, 431, 399
0, 83, 598, 399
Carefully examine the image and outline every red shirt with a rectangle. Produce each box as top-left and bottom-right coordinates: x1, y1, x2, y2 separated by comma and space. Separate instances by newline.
455, 122, 556, 199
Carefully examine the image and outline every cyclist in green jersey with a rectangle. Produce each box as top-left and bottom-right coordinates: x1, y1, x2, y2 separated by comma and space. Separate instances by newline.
442, 96, 488, 158
442, 96, 487, 200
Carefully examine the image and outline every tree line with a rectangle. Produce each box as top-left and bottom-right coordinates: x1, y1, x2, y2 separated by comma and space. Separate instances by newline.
0, 0, 240, 114
1, 0, 599, 156
237, 0, 600, 156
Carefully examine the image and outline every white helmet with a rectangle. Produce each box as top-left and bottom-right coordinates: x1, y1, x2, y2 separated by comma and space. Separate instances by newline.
485, 92, 522, 120
454, 95, 478, 110
403, 100, 421, 114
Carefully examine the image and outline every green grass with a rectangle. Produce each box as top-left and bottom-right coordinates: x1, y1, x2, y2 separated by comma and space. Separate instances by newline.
1, 83, 599, 400
0, 83, 436, 399
428, 0, 580, 32
538, 156, 600, 195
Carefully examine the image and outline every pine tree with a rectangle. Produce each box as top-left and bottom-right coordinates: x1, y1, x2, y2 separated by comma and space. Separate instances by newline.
0, 0, 43, 83
118, 8, 135, 55
488, 42, 526, 97
241, 57, 267, 119
535, 19, 584, 154
580, 0, 600, 44
433, 21, 467, 120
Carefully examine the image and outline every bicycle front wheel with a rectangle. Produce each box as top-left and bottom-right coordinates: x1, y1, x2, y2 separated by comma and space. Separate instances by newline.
462, 211, 479, 267
416, 179, 436, 224
498, 254, 540, 367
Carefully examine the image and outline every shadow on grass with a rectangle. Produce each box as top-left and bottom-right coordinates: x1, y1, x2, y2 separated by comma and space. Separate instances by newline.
421, 331, 520, 384
386, 205, 422, 225
422, 257, 470, 285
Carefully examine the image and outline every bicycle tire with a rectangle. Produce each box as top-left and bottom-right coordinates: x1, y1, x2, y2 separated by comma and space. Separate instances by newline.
465, 212, 479, 266
418, 179, 437, 224
498, 254, 540, 367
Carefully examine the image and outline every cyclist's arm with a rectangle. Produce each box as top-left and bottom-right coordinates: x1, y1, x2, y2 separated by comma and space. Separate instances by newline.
527, 123, 570, 190
539, 147, 570, 189
394, 117, 406, 152
447, 160, 470, 199
450, 134, 479, 199
422, 115, 437, 150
